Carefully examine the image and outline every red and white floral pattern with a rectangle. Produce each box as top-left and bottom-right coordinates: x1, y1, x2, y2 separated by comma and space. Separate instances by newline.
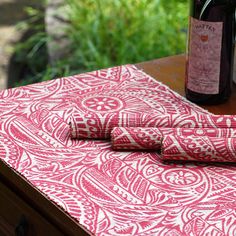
111, 127, 236, 151
70, 111, 236, 139
161, 135, 236, 162
1, 64, 236, 235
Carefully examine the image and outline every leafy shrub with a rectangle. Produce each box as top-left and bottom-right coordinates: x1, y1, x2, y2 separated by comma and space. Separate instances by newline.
11, 0, 188, 86
66, 0, 188, 71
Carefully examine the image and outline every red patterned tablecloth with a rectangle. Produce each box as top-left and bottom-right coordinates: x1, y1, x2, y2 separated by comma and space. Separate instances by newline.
1, 65, 236, 235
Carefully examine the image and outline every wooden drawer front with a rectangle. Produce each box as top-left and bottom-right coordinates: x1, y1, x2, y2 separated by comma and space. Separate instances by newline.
0, 181, 64, 236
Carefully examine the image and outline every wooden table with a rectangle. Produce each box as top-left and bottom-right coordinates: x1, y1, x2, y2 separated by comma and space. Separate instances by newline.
137, 54, 236, 115
1, 54, 235, 236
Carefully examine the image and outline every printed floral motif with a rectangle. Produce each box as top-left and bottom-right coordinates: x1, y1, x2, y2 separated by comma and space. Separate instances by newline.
162, 169, 200, 186
1, 64, 236, 235
82, 96, 123, 112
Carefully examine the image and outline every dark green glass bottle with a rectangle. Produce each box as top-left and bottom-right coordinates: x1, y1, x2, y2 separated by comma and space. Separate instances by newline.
185, 0, 236, 104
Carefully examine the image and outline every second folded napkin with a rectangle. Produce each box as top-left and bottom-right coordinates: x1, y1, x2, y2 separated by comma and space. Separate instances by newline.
161, 135, 236, 162
111, 126, 236, 162
111, 127, 236, 150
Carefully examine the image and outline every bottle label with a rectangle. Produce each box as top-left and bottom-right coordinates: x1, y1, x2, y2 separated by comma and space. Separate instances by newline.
187, 17, 223, 94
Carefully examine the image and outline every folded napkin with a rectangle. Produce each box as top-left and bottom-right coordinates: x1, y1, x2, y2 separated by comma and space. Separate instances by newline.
70, 111, 236, 139
70, 111, 236, 162
161, 135, 236, 162
111, 127, 236, 150
111, 127, 163, 150
70, 112, 147, 139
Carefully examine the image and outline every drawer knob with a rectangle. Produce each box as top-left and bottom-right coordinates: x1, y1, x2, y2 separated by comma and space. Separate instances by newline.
15, 215, 28, 236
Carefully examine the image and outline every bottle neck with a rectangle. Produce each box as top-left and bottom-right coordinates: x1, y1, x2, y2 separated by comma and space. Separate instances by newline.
199, 0, 236, 19
212, 0, 236, 6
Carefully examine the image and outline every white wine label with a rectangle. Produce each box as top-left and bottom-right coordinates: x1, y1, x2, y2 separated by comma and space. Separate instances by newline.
187, 17, 223, 94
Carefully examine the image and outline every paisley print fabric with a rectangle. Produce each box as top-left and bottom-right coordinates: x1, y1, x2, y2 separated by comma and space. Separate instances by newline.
70, 112, 236, 139
111, 127, 236, 151
111, 127, 164, 150
161, 135, 236, 162
1, 64, 236, 235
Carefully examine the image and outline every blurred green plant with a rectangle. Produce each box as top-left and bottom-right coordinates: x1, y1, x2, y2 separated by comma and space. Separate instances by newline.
11, 0, 188, 87
8, 5, 48, 87
66, 0, 188, 70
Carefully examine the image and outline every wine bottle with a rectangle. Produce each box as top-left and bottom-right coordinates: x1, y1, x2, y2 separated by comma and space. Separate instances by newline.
185, 0, 236, 104
233, 9, 236, 84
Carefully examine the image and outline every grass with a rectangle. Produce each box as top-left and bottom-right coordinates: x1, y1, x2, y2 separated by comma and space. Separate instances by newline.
66, 0, 188, 71
12, 0, 188, 86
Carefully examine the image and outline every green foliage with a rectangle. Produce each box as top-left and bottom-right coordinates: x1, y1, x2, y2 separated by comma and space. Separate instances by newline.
9, 6, 49, 87
66, 0, 188, 72
13, 0, 188, 86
